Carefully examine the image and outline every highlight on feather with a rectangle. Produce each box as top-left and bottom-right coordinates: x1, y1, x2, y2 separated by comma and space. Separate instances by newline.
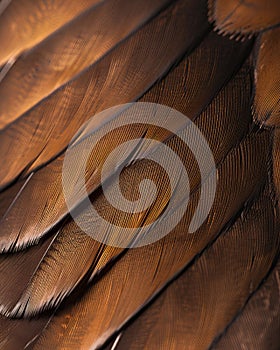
0, 0, 105, 67
208, 0, 280, 37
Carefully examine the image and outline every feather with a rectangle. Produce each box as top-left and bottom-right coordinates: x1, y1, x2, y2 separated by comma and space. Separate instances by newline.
253, 27, 280, 127
0, 60, 253, 316
212, 258, 280, 350
0, 0, 172, 129
0, 32, 252, 252
0, 0, 210, 190
208, 0, 280, 37
0, 0, 104, 66
29, 128, 272, 349
105, 187, 279, 350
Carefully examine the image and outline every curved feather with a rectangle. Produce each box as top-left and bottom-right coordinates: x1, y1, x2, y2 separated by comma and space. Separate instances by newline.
208, 0, 280, 37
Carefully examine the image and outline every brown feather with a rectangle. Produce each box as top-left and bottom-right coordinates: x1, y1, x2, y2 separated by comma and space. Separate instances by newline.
208, 0, 280, 37
0, 0, 103, 66
253, 28, 280, 127
0, 61, 253, 317
0, 31, 251, 253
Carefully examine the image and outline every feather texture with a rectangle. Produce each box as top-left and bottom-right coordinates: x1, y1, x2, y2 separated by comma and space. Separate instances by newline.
0, 31, 252, 253
0, 0, 278, 348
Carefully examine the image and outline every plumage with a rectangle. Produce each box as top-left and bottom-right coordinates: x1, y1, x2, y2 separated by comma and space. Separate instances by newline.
0, 0, 210, 190
28, 129, 272, 349
104, 187, 279, 350
0, 0, 279, 348
0, 58, 253, 316
0, 31, 251, 253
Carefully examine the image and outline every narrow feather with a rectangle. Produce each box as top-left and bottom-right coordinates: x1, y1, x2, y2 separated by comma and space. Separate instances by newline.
31, 129, 272, 349
0, 0, 104, 66
108, 188, 279, 349
0, 0, 172, 129
0, 33, 252, 252
208, 0, 280, 37
212, 259, 280, 350
253, 28, 280, 127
